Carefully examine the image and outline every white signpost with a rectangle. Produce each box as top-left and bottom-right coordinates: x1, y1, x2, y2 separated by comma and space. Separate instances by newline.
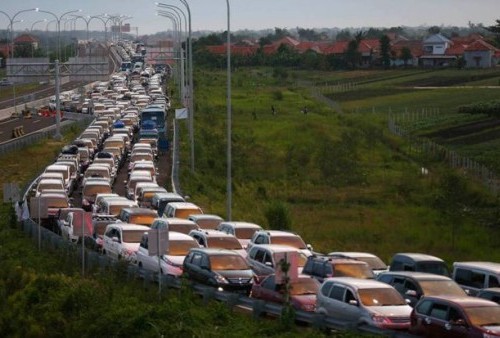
148, 227, 169, 295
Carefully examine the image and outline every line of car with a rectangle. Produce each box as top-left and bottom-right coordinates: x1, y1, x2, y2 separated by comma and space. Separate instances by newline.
24, 41, 500, 336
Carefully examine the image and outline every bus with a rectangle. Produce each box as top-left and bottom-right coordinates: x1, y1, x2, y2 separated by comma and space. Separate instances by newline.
140, 104, 167, 139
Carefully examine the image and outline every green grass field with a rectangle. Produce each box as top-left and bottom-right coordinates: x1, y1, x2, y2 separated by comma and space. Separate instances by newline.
179, 67, 500, 265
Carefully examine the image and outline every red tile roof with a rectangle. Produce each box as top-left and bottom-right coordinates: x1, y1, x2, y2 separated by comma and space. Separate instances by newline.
465, 39, 498, 52
14, 34, 39, 43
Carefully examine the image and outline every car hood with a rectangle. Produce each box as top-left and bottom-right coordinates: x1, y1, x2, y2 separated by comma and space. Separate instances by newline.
122, 242, 140, 252
216, 269, 254, 280
482, 325, 500, 333
368, 305, 413, 317
164, 255, 184, 266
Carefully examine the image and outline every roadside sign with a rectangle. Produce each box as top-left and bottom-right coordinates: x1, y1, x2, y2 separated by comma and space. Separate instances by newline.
73, 210, 93, 237
274, 251, 299, 284
148, 228, 169, 256
3, 182, 20, 203
29, 197, 48, 219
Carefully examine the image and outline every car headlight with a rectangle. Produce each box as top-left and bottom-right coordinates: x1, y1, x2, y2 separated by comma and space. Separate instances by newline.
214, 274, 228, 284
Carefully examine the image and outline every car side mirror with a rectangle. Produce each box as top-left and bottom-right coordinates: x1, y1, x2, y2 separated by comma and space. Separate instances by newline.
307, 244, 313, 251
348, 300, 358, 306
265, 262, 273, 267
405, 290, 417, 297
451, 319, 466, 327
112, 236, 120, 243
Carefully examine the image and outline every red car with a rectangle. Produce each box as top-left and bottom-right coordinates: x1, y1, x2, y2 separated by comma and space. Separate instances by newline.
410, 295, 500, 337
250, 274, 320, 312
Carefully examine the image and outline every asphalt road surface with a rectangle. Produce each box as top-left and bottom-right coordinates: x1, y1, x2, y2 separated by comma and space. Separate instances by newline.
0, 115, 64, 143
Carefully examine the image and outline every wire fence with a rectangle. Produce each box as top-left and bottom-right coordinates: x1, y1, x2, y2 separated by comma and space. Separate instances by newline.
388, 115, 500, 196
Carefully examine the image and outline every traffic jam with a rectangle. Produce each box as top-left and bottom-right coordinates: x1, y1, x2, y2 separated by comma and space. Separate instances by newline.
24, 41, 500, 336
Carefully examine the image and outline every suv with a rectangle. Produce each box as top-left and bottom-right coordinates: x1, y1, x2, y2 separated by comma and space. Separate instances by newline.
302, 255, 374, 282
187, 214, 224, 230
247, 230, 313, 257
217, 221, 263, 249
151, 217, 200, 234
118, 207, 158, 226
410, 296, 500, 337
183, 248, 254, 294
316, 277, 412, 330
188, 229, 245, 258
377, 271, 466, 307
246, 244, 308, 279
328, 251, 388, 275
389, 253, 449, 276
136, 231, 200, 277
452, 261, 500, 296
102, 223, 150, 261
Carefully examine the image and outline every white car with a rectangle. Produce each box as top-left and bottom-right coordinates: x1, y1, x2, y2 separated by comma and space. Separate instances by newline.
316, 277, 413, 330
102, 223, 149, 261
136, 231, 200, 277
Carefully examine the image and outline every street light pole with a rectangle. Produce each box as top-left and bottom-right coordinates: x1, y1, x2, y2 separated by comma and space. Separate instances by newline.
178, 0, 195, 173
226, 0, 232, 220
35, 8, 81, 140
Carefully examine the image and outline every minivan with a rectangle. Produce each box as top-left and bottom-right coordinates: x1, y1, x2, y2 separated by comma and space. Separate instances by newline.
452, 261, 500, 296
389, 253, 449, 276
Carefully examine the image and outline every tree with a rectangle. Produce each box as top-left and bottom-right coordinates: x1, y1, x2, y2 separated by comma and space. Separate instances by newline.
485, 19, 500, 47
345, 39, 361, 69
336, 29, 352, 41
297, 27, 322, 41
428, 26, 441, 35
400, 47, 413, 67
379, 35, 392, 68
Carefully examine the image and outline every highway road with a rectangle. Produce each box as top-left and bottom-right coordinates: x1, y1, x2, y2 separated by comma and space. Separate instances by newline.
0, 114, 65, 143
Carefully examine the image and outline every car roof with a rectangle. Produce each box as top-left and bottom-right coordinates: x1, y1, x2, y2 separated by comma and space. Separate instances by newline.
255, 230, 300, 237
188, 214, 223, 221
309, 255, 368, 265
453, 261, 500, 272
190, 247, 242, 256
121, 207, 157, 215
108, 223, 150, 231
378, 271, 452, 280
249, 244, 303, 253
421, 295, 500, 308
159, 217, 197, 225
168, 202, 201, 208
329, 252, 380, 258
323, 277, 394, 289
219, 221, 262, 229
392, 253, 444, 262
190, 229, 234, 238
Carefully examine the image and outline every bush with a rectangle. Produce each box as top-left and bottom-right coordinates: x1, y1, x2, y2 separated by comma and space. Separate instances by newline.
264, 200, 292, 230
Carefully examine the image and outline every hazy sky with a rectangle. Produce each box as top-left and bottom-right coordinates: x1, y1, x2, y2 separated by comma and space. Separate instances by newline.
0, 0, 499, 35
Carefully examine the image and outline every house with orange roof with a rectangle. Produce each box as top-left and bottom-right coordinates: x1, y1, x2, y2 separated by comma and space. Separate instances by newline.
391, 40, 423, 66
14, 34, 40, 50
463, 39, 499, 68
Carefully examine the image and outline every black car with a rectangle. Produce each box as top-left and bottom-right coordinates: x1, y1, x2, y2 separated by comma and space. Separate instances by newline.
183, 248, 254, 294
376, 271, 467, 307
302, 254, 374, 282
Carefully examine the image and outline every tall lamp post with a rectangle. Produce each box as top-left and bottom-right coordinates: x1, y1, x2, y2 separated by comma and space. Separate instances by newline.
156, 3, 188, 105
225, 0, 232, 220
35, 8, 81, 140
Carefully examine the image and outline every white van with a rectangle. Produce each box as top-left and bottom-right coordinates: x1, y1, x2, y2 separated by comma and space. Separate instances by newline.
452, 261, 500, 296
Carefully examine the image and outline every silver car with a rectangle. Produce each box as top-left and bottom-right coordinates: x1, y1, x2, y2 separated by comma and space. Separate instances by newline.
316, 277, 412, 330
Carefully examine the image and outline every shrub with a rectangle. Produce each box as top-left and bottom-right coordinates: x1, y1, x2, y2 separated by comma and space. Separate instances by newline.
264, 200, 292, 230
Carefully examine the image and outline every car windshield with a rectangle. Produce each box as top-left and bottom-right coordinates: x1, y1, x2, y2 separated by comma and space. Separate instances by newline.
129, 214, 156, 226
175, 208, 202, 219
235, 227, 259, 239
358, 288, 406, 306
419, 280, 466, 297
83, 184, 112, 197
45, 197, 69, 208
206, 236, 243, 250
210, 255, 249, 270
168, 223, 198, 234
334, 263, 375, 278
166, 240, 199, 256
416, 262, 449, 276
122, 230, 146, 243
465, 305, 500, 326
271, 236, 306, 249
290, 278, 320, 296
357, 256, 388, 270
195, 219, 221, 230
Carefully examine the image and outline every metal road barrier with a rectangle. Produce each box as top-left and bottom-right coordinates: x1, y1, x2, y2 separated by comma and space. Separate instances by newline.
11, 126, 25, 138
